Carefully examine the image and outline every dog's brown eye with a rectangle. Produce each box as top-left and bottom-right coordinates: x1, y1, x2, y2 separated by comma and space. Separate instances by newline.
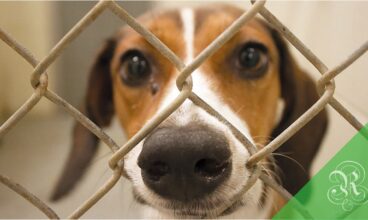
120, 50, 151, 86
236, 43, 268, 79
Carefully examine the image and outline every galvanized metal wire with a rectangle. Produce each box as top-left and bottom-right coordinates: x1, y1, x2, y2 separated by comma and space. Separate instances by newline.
0, 174, 59, 219
0, 0, 367, 219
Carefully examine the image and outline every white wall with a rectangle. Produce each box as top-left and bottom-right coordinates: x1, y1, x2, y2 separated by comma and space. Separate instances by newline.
0, 2, 57, 119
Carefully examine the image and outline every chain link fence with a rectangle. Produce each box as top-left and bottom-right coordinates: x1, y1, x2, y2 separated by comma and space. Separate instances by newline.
0, 0, 367, 219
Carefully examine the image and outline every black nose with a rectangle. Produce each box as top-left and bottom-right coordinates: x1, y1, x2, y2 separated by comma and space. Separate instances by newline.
138, 125, 231, 202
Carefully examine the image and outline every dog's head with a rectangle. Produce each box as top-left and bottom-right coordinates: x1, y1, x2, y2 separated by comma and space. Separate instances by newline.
52, 5, 327, 218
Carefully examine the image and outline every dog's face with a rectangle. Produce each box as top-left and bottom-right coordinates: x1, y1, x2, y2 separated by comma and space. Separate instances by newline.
52, 5, 328, 219
114, 7, 280, 218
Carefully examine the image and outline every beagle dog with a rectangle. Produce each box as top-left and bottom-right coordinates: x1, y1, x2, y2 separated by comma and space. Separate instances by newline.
51, 4, 327, 219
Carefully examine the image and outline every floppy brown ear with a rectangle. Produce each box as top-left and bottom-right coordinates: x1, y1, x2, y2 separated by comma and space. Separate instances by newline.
51, 39, 116, 201
270, 29, 328, 200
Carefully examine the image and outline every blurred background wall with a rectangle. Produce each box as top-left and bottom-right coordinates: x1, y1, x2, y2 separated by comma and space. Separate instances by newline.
0, 1, 153, 120
0, 2, 56, 119
0, 1, 367, 218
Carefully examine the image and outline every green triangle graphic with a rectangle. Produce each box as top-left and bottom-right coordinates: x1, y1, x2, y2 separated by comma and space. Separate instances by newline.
273, 124, 368, 220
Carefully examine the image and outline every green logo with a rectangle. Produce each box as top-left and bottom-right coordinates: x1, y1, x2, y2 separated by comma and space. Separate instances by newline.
273, 125, 368, 220
327, 161, 368, 211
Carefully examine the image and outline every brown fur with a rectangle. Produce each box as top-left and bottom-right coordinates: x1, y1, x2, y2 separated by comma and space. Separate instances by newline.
194, 8, 281, 144
111, 10, 185, 137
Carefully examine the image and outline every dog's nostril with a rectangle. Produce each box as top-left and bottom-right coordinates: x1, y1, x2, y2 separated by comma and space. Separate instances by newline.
195, 158, 230, 179
146, 161, 169, 181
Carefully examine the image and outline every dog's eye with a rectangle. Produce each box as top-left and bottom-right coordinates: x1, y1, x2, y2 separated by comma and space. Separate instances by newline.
236, 43, 268, 79
120, 50, 151, 86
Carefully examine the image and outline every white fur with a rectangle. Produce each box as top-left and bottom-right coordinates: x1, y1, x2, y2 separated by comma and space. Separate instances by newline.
124, 8, 273, 218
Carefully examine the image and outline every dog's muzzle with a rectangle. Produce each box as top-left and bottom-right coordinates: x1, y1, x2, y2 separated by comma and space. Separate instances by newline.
138, 124, 232, 202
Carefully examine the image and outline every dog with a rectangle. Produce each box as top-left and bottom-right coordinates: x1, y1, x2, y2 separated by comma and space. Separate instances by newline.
51, 4, 327, 219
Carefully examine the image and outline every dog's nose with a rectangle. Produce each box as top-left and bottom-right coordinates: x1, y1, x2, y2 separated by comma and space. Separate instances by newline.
138, 125, 231, 202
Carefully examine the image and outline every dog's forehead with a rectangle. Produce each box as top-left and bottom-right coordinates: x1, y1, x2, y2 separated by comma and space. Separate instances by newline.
114, 5, 273, 52
115, 9, 183, 45
194, 5, 267, 33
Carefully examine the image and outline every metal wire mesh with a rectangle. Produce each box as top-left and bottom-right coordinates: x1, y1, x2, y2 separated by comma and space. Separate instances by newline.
0, 0, 367, 219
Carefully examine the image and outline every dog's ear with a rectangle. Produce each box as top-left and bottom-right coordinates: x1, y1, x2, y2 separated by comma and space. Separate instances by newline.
270, 28, 328, 200
51, 39, 116, 201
